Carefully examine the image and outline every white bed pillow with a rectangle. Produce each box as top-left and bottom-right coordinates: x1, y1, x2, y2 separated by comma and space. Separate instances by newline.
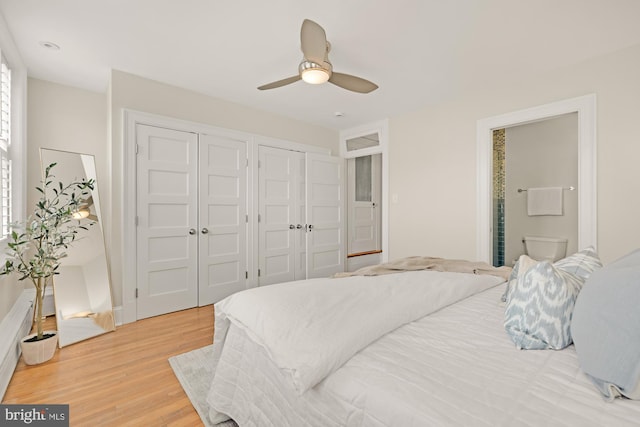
504, 247, 601, 350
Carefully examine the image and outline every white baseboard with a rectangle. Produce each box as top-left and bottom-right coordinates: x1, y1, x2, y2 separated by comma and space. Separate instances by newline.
0, 289, 34, 400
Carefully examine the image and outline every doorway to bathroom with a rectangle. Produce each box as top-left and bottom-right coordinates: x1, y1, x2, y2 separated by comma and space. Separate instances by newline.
492, 113, 578, 267
476, 94, 597, 266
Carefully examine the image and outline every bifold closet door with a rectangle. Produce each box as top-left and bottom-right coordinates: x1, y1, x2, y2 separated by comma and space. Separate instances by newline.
258, 146, 305, 286
305, 153, 345, 278
136, 124, 198, 320
198, 134, 248, 305
258, 147, 345, 285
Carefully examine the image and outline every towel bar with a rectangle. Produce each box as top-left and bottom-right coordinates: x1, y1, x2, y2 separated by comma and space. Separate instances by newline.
517, 186, 575, 193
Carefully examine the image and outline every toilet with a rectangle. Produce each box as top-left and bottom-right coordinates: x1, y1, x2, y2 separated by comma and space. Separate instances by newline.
523, 236, 568, 262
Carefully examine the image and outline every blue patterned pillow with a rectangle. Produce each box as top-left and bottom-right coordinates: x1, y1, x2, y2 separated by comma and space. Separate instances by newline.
501, 255, 538, 305
504, 247, 602, 350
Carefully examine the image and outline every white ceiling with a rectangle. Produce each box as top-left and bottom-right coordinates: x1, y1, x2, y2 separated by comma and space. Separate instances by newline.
1, 0, 639, 130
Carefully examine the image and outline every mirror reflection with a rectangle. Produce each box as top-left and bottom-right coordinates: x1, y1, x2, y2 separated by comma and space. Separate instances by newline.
40, 148, 115, 347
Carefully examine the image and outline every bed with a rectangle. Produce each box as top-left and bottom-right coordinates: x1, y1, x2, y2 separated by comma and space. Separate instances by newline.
204, 254, 640, 426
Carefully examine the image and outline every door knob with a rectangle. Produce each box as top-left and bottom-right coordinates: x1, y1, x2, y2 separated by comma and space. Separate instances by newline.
289, 224, 295, 229
201, 228, 209, 234
296, 224, 303, 229
308, 224, 314, 231
188, 228, 196, 235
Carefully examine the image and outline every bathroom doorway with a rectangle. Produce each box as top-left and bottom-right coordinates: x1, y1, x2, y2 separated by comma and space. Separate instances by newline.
476, 94, 597, 265
492, 113, 578, 266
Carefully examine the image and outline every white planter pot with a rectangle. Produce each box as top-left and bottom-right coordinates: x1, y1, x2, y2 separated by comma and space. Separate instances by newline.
20, 330, 58, 365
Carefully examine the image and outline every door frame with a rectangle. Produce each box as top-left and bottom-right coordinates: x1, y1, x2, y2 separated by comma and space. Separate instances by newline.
476, 94, 597, 263
340, 119, 389, 263
122, 110, 331, 324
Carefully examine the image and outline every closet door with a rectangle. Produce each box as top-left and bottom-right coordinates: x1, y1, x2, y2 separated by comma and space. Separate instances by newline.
258, 148, 345, 285
306, 153, 345, 278
294, 154, 307, 280
136, 124, 198, 319
198, 134, 248, 305
258, 146, 303, 286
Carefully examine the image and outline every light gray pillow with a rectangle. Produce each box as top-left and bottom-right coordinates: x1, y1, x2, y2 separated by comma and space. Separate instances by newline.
504, 247, 601, 350
571, 248, 640, 400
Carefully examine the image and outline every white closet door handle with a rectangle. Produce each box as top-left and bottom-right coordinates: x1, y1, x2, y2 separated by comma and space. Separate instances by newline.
201, 228, 209, 234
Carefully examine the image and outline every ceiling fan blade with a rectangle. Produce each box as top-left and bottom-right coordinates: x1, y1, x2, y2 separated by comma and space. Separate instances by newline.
300, 19, 327, 64
257, 75, 301, 90
328, 72, 379, 93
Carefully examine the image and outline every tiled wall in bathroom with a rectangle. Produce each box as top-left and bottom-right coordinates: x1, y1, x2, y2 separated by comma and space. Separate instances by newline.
492, 129, 506, 267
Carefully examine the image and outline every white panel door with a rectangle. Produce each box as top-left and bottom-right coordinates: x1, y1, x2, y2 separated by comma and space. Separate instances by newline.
347, 154, 381, 255
258, 146, 303, 286
306, 153, 345, 278
136, 124, 198, 319
198, 134, 248, 305
294, 154, 307, 280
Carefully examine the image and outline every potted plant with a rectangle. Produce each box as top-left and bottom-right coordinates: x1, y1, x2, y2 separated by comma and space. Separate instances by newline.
1, 162, 94, 365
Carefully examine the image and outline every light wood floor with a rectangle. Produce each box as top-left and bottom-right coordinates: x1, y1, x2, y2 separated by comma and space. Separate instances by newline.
2, 305, 214, 426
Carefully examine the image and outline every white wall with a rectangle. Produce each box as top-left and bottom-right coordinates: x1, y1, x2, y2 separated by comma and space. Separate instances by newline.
389, 43, 640, 265
504, 114, 578, 264
27, 78, 108, 223
108, 70, 339, 308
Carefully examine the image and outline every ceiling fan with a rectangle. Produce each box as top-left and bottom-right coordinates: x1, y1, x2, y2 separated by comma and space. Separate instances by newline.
258, 19, 378, 94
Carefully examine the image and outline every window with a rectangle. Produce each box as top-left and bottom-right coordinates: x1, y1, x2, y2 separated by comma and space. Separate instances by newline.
355, 155, 372, 202
345, 132, 379, 152
0, 53, 10, 239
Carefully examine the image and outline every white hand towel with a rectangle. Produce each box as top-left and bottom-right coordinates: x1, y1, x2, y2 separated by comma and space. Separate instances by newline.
527, 187, 563, 216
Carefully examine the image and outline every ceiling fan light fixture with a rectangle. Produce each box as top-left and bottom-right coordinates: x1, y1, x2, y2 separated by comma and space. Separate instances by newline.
258, 20, 377, 92
299, 61, 330, 84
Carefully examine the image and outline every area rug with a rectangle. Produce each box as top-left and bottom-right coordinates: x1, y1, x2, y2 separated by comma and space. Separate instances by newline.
169, 345, 238, 427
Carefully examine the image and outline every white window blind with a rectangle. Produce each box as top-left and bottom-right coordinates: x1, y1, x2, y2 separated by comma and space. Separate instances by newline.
0, 52, 11, 238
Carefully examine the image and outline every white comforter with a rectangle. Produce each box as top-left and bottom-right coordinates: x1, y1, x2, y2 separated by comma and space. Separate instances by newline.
212, 271, 502, 395
208, 284, 640, 427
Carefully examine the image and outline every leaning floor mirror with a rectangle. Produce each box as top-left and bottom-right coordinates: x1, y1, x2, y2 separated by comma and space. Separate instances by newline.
40, 148, 115, 347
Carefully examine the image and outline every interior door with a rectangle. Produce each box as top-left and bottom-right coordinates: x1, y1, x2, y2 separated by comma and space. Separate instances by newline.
306, 153, 346, 278
347, 154, 381, 255
136, 124, 198, 319
198, 133, 248, 305
258, 146, 303, 285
